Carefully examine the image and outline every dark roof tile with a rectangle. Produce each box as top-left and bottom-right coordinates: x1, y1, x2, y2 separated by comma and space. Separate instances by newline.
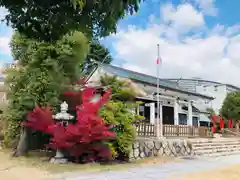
96, 63, 214, 100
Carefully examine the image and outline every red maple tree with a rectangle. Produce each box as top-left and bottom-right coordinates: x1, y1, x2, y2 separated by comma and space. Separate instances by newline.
23, 82, 115, 162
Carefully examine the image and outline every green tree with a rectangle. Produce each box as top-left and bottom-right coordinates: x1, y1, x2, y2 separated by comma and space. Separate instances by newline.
1, 0, 142, 41
1, 0, 142, 157
220, 91, 240, 130
82, 41, 112, 74
100, 75, 143, 160
4, 31, 89, 156
206, 107, 216, 119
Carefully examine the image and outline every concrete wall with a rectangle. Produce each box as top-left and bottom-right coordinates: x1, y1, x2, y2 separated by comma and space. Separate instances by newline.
196, 85, 227, 114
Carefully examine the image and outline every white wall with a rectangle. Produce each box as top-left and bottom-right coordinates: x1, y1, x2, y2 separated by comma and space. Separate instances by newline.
88, 67, 206, 123
196, 84, 227, 114
87, 68, 105, 86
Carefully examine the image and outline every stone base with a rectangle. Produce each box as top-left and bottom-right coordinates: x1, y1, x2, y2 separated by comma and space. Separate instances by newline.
129, 138, 193, 161
155, 136, 166, 140
50, 157, 68, 164
213, 133, 222, 138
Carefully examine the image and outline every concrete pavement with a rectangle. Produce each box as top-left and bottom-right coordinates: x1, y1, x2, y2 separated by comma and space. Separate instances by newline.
59, 155, 240, 180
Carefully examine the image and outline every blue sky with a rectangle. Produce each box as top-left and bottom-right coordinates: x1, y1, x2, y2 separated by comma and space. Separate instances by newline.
114, 0, 240, 31
1, 0, 240, 86
102, 0, 240, 62
101, 0, 240, 86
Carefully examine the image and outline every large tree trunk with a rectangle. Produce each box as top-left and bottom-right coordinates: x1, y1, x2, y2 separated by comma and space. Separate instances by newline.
13, 127, 30, 157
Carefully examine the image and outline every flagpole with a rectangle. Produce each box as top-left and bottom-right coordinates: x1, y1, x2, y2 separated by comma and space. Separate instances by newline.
156, 44, 161, 138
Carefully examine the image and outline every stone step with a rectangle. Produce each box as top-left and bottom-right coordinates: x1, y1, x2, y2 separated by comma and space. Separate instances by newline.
189, 138, 240, 143
194, 147, 240, 155
190, 138, 240, 142
192, 141, 240, 147
193, 144, 240, 151
189, 138, 240, 157
193, 148, 240, 153
195, 150, 240, 157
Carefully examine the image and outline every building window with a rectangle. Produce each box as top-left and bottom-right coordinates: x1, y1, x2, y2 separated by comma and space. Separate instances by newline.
193, 117, 199, 127
139, 105, 144, 116
179, 113, 187, 125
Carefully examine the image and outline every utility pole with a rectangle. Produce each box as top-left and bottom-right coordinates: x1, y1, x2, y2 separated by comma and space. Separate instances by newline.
156, 44, 163, 138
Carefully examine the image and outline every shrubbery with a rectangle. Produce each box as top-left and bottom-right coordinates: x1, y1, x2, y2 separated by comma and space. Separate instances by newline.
0, 104, 7, 140
24, 85, 115, 163
0, 0, 142, 158
4, 31, 89, 150
100, 75, 143, 160
4, 61, 142, 162
0, 114, 5, 140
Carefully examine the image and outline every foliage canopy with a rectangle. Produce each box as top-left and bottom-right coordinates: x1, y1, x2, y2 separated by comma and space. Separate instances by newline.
206, 107, 216, 119
24, 86, 115, 163
4, 31, 89, 147
100, 75, 142, 160
83, 41, 112, 74
0, 0, 142, 41
220, 91, 240, 121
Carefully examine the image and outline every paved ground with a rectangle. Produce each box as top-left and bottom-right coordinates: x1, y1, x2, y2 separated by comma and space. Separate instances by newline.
60, 155, 240, 180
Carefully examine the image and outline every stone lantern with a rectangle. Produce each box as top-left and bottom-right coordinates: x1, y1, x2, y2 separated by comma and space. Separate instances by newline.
50, 101, 74, 164
53, 101, 74, 127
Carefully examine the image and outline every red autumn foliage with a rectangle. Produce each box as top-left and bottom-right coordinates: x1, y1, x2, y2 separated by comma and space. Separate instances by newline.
23, 84, 115, 162
23, 106, 54, 134
63, 92, 80, 96
61, 77, 91, 110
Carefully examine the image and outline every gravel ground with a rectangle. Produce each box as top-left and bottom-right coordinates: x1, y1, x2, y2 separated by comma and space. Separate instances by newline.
60, 155, 240, 180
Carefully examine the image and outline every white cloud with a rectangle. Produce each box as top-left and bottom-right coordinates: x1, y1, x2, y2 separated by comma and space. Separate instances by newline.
0, 31, 12, 68
0, 36, 11, 55
0, 7, 8, 20
0, 7, 12, 58
161, 3, 205, 32
0, 7, 12, 71
226, 35, 240, 67
194, 0, 218, 16
110, 2, 240, 87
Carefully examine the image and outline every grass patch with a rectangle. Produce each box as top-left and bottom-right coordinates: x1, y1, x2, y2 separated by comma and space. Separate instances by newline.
0, 148, 180, 174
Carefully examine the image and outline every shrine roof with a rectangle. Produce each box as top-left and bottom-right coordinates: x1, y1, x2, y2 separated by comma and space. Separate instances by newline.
88, 63, 214, 100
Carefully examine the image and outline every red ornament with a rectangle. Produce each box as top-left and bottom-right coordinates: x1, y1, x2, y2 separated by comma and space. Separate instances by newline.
211, 115, 218, 133
228, 120, 232, 129
220, 118, 224, 129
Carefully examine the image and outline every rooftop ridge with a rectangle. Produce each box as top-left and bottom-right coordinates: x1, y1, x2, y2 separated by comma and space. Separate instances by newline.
95, 63, 214, 100
164, 78, 240, 90
103, 63, 178, 85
